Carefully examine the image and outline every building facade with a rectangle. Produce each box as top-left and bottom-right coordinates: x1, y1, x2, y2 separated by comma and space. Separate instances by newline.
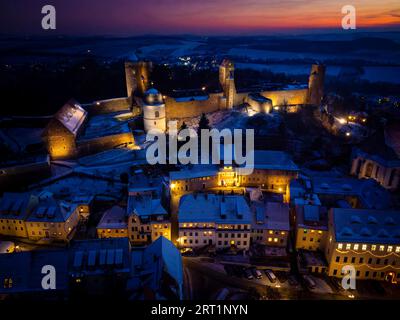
127, 195, 171, 245
325, 208, 400, 283
178, 194, 252, 251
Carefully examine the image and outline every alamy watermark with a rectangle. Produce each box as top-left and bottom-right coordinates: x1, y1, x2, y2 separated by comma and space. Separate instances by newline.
145, 121, 255, 175
41, 5, 56, 30
342, 5, 356, 30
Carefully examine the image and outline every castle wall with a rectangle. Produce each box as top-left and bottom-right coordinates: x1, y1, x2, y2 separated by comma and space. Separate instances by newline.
165, 93, 224, 120
0, 157, 51, 192
87, 97, 131, 115
261, 89, 309, 106
44, 120, 78, 160
77, 132, 135, 157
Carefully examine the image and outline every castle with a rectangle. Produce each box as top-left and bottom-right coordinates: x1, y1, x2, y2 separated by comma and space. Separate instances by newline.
44, 59, 325, 159
126, 59, 326, 132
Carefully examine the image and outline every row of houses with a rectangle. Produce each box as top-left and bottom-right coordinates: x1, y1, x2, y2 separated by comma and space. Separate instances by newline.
0, 237, 183, 299
292, 176, 400, 282
0, 192, 91, 242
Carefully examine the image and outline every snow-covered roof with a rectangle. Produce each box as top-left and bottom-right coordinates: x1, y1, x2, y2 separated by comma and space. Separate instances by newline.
238, 150, 298, 171
296, 204, 328, 230
253, 200, 289, 230
143, 236, 183, 298
26, 198, 77, 223
265, 202, 290, 231
170, 165, 219, 181
54, 99, 87, 136
332, 208, 400, 244
97, 206, 127, 229
127, 195, 167, 217
179, 194, 252, 224
312, 177, 391, 210
0, 192, 36, 220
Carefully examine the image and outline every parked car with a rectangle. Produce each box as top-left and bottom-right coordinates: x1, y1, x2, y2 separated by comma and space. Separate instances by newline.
303, 275, 316, 289
251, 267, 263, 279
244, 268, 254, 280
0, 241, 15, 254
264, 269, 277, 283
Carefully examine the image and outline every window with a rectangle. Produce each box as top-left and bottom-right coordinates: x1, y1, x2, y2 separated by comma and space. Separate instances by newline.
338, 243, 343, 249
346, 244, 351, 250
376, 259, 381, 265
351, 257, 356, 263
359, 258, 364, 264
353, 244, 359, 250
371, 245, 376, 251
3, 278, 12, 289
362, 244, 367, 251
396, 247, 400, 253
388, 246, 393, 252
155, 111, 159, 118
333, 269, 337, 275
335, 256, 340, 263
379, 245, 385, 252
365, 271, 369, 277
343, 257, 348, 263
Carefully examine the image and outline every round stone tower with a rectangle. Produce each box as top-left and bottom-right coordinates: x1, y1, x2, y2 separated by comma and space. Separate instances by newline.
308, 64, 326, 106
142, 88, 166, 133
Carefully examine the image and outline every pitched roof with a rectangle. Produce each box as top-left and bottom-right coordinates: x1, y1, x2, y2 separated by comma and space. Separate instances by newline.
179, 194, 252, 224
332, 208, 400, 244
53, 99, 87, 136
127, 195, 167, 217
143, 236, 183, 298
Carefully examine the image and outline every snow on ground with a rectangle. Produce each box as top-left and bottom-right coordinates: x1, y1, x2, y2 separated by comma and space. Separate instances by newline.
181, 107, 282, 136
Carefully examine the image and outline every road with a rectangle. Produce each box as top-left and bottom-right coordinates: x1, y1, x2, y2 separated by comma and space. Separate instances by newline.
183, 257, 356, 300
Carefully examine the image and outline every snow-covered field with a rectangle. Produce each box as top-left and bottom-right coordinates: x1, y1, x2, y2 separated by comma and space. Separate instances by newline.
236, 62, 400, 84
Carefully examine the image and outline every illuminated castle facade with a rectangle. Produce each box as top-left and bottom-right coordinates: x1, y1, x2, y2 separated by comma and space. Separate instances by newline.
125, 59, 326, 133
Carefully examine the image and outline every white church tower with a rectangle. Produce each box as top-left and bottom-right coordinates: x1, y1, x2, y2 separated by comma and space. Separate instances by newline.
143, 88, 166, 133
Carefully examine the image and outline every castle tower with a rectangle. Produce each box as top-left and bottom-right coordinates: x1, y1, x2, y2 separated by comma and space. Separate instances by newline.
219, 59, 236, 109
308, 64, 326, 106
125, 61, 153, 97
142, 88, 166, 133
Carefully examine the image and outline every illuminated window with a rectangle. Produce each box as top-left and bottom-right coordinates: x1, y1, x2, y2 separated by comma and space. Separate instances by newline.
338, 243, 343, 249
268, 237, 272, 242
379, 245, 385, 252
281, 231, 285, 235
274, 238, 278, 242
318, 230, 323, 234
371, 245, 376, 251
354, 244, 359, 250
311, 230, 315, 233
396, 247, 400, 253
387, 246, 393, 252
362, 244, 367, 251
269, 230, 273, 234
183, 224, 187, 228
346, 244, 351, 250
